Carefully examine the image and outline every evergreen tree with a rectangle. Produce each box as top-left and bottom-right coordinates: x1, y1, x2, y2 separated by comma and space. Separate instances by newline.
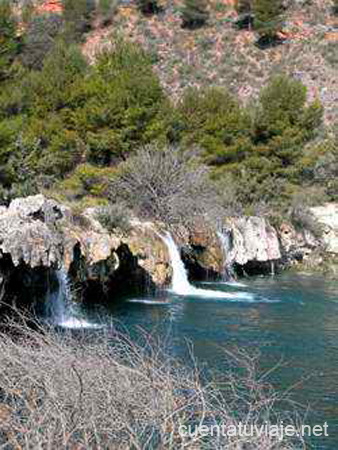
253, 0, 283, 42
0, 0, 19, 81
181, 0, 209, 29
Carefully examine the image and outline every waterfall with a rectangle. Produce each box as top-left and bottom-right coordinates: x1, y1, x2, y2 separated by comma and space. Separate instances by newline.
217, 229, 235, 280
161, 233, 193, 296
51, 268, 100, 329
161, 233, 253, 300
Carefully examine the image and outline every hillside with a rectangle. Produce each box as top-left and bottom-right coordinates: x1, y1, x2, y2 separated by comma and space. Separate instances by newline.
82, 0, 338, 124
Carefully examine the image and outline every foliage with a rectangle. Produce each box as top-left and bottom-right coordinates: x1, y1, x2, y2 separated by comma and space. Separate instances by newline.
235, 0, 254, 29
333, 0, 338, 15
96, 203, 131, 232
82, 38, 168, 164
181, 0, 209, 29
63, 0, 95, 43
178, 87, 252, 165
98, 0, 119, 25
0, 0, 19, 81
253, 0, 283, 42
21, 14, 64, 70
59, 164, 118, 200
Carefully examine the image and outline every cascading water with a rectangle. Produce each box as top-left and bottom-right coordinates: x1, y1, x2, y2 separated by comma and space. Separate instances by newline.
51, 268, 100, 329
217, 229, 235, 280
161, 233, 253, 300
217, 230, 246, 288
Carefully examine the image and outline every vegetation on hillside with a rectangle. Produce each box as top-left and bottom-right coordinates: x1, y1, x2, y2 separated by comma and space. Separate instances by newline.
0, 0, 336, 224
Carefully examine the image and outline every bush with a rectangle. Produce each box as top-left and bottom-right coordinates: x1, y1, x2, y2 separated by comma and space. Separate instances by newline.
253, 0, 283, 44
0, 318, 307, 449
0, 0, 19, 81
235, 0, 254, 29
21, 14, 64, 70
96, 203, 131, 233
63, 0, 95, 43
109, 144, 220, 228
98, 0, 119, 25
181, 0, 209, 29
60, 164, 118, 200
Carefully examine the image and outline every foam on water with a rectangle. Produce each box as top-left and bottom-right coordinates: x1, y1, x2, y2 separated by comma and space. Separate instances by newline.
128, 299, 170, 305
53, 269, 102, 329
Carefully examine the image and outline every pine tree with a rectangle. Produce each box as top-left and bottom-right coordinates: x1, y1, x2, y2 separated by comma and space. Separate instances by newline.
0, 0, 18, 81
253, 0, 283, 42
181, 0, 209, 29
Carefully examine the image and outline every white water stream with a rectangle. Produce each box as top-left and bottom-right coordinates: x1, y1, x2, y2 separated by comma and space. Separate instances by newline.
161, 233, 253, 300
53, 269, 100, 329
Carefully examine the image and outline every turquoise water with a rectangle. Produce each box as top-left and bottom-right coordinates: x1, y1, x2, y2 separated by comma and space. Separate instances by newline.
85, 273, 338, 449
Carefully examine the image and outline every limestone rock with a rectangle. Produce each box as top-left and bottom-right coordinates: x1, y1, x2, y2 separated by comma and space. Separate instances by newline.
226, 216, 281, 266
310, 203, 338, 254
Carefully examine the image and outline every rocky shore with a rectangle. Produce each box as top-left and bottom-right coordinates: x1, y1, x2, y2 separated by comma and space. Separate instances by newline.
0, 195, 337, 307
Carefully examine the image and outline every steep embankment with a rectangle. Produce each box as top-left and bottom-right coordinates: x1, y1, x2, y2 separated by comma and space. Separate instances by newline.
83, 0, 338, 124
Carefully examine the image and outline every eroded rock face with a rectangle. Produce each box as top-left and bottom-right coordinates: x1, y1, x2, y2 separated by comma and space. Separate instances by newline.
225, 217, 281, 272
0, 195, 172, 304
0, 194, 64, 268
310, 204, 338, 254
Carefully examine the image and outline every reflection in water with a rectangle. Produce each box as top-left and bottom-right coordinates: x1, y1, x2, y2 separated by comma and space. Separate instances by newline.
83, 273, 338, 449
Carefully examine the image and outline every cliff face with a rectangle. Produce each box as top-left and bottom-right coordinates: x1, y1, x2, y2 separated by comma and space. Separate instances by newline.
225, 217, 281, 270
0, 195, 337, 307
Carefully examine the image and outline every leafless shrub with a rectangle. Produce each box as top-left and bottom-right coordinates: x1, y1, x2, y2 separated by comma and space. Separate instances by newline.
0, 315, 306, 449
96, 203, 131, 233
109, 144, 223, 230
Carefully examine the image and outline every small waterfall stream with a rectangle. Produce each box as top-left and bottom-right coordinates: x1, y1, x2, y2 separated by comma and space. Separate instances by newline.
162, 233, 253, 300
51, 268, 100, 329
217, 229, 235, 280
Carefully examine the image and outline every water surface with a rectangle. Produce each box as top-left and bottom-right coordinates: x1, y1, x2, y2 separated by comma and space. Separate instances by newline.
84, 273, 338, 449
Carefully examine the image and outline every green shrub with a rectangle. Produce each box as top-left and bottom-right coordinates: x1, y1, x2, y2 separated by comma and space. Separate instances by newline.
98, 0, 119, 25
253, 0, 283, 44
83, 39, 167, 163
181, 0, 209, 29
0, 0, 19, 81
60, 164, 117, 200
63, 0, 95, 43
21, 14, 64, 70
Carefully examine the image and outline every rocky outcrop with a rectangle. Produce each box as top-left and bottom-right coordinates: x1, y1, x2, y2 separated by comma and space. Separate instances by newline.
0, 194, 337, 307
310, 203, 338, 254
0, 195, 172, 304
221, 217, 281, 275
